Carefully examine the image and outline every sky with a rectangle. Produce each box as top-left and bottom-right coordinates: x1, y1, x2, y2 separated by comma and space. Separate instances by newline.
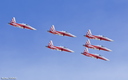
0, 0, 128, 80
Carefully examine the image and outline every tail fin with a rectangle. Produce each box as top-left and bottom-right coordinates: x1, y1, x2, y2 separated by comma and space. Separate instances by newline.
86, 29, 92, 36
86, 39, 91, 45
84, 48, 89, 53
50, 25, 56, 32
10, 17, 16, 23
48, 40, 54, 46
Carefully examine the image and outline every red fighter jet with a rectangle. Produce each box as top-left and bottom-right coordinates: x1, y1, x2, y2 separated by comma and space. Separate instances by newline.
84, 29, 113, 41
83, 39, 112, 52
8, 17, 36, 30
46, 40, 74, 53
81, 48, 109, 61
48, 25, 76, 37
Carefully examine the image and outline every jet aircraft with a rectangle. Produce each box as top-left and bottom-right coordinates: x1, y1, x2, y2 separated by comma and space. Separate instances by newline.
85, 29, 113, 41
81, 48, 109, 61
48, 25, 76, 37
8, 17, 36, 30
83, 39, 111, 52
46, 40, 74, 53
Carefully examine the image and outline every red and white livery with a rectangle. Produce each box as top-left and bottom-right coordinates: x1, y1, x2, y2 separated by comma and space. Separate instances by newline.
85, 29, 113, 41
46, 40, 74, 53
48, 25, 76, 37
81, 48, 109, 61
83, 39, 112, 52
8, 17, 36, 30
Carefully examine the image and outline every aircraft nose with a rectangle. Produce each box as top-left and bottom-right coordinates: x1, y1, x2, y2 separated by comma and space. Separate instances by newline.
71, 51, 74, 53
110, 40, 114, 42
106, 59, 110, 61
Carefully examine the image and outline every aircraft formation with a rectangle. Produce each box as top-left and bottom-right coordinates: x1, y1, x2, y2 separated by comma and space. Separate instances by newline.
82, 29, 113, 61
8, 17, 113, 61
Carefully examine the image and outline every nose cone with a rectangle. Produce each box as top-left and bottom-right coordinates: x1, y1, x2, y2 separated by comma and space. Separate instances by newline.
32, 28, 37, 30
107, 49, 112, 52
105, 58, 110, 61
73, 35, 76, 37
70, 50, 74, 53
110, 39, 114, 42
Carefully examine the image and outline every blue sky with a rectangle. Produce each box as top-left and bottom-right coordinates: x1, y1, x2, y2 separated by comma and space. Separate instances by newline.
0, 0, 128, 80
